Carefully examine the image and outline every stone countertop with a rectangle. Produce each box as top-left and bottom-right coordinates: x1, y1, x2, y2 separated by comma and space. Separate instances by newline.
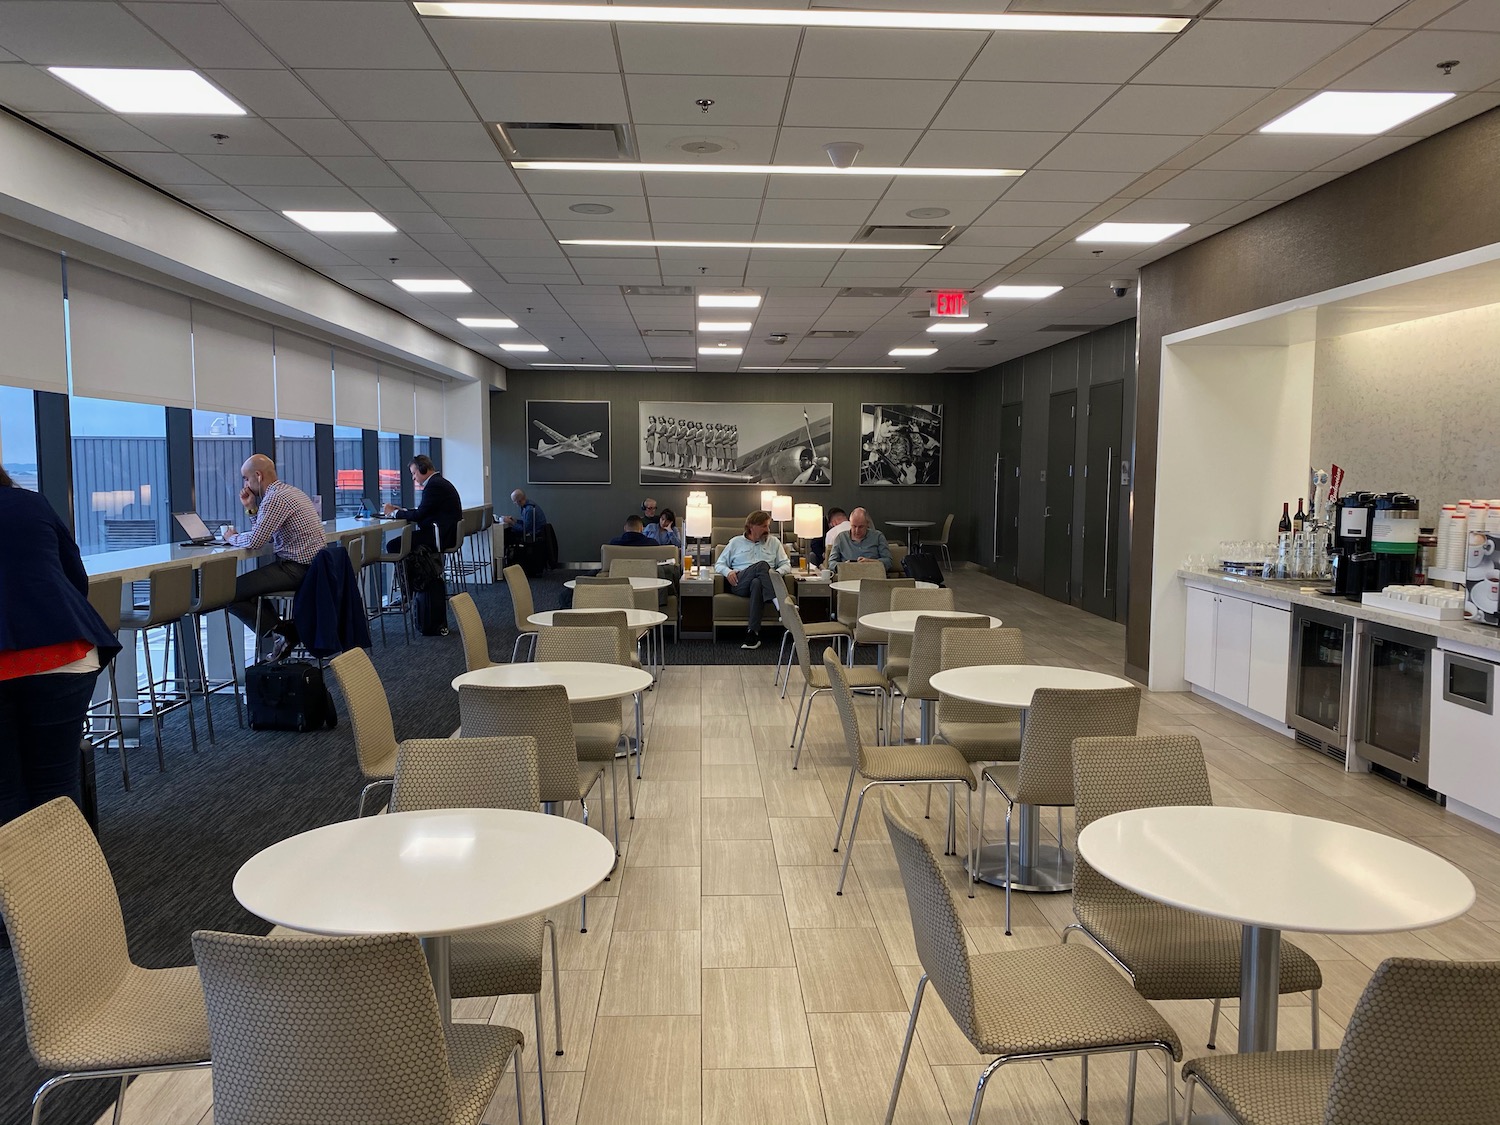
1177, 568, 1500, 657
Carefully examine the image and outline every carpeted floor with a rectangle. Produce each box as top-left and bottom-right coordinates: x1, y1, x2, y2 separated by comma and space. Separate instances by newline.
0, 571, 815, 1125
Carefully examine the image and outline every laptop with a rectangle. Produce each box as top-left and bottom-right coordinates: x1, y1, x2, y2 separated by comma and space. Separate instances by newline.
175, 512, 229, 547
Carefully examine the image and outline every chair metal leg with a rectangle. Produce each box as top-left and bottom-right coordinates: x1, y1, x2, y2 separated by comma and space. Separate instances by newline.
790, 682, 809, 758
177, 620, 199, 752
111, 1075, 126, 1125
1311, 988, 1320, 1048
971, 772, 987, 898
1079, 1054, 1088, 1125
222, 610, 244, 727
532, 991, 549, 1125
190, 613, 215, 744
1125, 1050, 1137, 1125
793, 686, 822, 766
357, 778, 393, 818
105, 663, 131, 790
1207, 998, 1221, 1049
1183, 1074, 1197, 1123
1004, 799, 1014, 934
775, 633, 790, 687
544, 918, 563, 1055
512, 1043, 527, 1125
836, 783, 875, 895
883, 973, 929, 1125
966, 1056, 1007, 1125
608, 762, 621, 855
139, 626, 166, 768
832, 766, 858, 852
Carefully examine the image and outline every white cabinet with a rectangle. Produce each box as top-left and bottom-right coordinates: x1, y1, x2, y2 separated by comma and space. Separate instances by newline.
1429, 649, 1500, 821
1183, 584, 1291, 725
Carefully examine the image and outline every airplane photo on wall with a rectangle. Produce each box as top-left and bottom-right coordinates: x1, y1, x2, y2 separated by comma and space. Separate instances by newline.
640, 401, 833, 487
526, 399, 611, 485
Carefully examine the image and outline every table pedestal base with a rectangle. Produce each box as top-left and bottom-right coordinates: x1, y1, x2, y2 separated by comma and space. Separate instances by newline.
966, 841, 1074, 892
422, 934, 452, 1025
1239, 925, 1282, 1053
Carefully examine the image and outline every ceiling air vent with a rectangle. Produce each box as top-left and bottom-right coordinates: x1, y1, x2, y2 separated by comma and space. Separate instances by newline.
837, 287, 911, 298
653, 356, 695, 363
640, 329, 693, 338
941, 366, 978, 372
495, 122, 634, 161
622, 285, 692, 297
1039, 323, 1113, 333
855, 224, 955, 244
805, 330, 860, 340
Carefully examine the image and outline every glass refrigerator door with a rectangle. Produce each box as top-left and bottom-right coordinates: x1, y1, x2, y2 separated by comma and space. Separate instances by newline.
1366, 638, 1429, 762
1295, 618, 1346, 731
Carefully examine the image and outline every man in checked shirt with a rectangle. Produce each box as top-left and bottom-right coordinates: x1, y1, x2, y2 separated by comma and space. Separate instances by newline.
223, 454, 326, 662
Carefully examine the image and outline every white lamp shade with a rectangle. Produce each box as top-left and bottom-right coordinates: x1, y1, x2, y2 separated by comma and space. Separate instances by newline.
771, 495, 793, 522
794, 503, 823, 539
685, 503, 712, 539
760, 489, 778, 512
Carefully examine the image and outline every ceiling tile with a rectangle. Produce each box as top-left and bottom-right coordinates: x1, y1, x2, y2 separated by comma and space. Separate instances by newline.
273, 119, 374, 158
1193, 134, 1366, 171
764, 176, 889, 200
905, 129, 1065, 169
0, 62, 101, 112
1331, 29, 1500, 91
225, 1, 444, 69
930, 244, 1028, 266
644, 196, 763, 224
238, 183, 368, 210
446, 216, 554, 240
298, 70, 476, 123
428, 192, 548, 220
208, 208, 302, 233
103, 150, 225, 185
0, 1, 183, 66
756, 198, 874, 225
1431, 0, 1500, 31
171, 183, 262, 210
651, 222, 756, 241
1000, 169, 1141, 202
1257, 170, 1340, 201
626, 74, 791, 126
189, 153, 340, 186
634, 125, 778, 163
1209, 0, 1406, 19
863, 198, 991, 224
1209, 199, 1282, 225
28, 112, 168, 152
1107, 197, 1235, 223
456, 71, 627, 124
1314, 134, 1418, 173
424, 17, 619, 72
971, 199, 1095, 226
353, 186, 429, 211
617, 24, 801, 77
206, 69, 334, 119
785, 76, 961, 129
966, 28, 1175, 83
795, 28, 985, 79
771, 126, 921, 165
950, 224, 1052, 246
519, 169, 646, 197
751, 224, 862, 242
471, 239, 567, 259
881, 176, 1015, 201
1389, 92, 1500, 137
1135, 20, 1365, 87
386, 212, 455, 235
640, 171, 765, 198
1036, 132, 1193, 172
934, 81, 1118, 131
255, 230, 356, 265
1081, 84, 1274, 134
1147, 168, 1299, 199
349, 121, 502, 163
134, 117, 301, 156
125, 2, 282, 69
392, 161, 520, 194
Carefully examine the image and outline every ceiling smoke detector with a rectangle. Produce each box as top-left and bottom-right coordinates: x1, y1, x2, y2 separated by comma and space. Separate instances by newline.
906, 206, 951, 219
678, 139, 725, 154
823, 141, 864, 169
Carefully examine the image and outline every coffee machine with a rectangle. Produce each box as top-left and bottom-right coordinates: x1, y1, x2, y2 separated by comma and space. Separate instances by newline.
1333, 492, 1376, 600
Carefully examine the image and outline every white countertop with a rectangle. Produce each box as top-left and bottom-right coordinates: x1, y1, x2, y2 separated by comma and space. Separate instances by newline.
857, 609, 1002, 635
451, 660, 653, 701
930, 665, 1132, 708
234, 808, 616, 936
1078, 805, 1474, 934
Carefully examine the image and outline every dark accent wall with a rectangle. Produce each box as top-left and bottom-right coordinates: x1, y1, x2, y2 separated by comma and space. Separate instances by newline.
491, 369, 973, 564
1129, 106, 1500, 678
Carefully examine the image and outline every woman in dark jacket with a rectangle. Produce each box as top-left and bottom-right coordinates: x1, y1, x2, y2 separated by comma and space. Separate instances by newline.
0, 468, 122, 823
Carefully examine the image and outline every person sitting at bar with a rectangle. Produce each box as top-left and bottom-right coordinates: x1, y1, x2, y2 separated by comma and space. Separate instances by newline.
715, 509, 792, 650
223, 454, 326, 662
608, 514, 656, 547
502, 489, 546, 545
382, 453, 460, 554
827, 506, 893, 572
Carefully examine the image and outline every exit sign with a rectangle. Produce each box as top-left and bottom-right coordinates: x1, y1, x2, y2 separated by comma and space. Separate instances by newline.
931, 290, 968, 317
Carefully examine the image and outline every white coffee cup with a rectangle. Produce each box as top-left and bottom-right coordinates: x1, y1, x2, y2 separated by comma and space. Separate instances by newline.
219, 525, 234, 540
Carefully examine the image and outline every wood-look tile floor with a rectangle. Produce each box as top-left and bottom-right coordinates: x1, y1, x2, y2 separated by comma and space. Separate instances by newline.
104, 570, 1500, 1125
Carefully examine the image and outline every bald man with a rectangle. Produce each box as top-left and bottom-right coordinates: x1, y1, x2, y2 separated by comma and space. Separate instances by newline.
827, 507, 893, 571
502, 488, 547, 545
224, 454, 326, 661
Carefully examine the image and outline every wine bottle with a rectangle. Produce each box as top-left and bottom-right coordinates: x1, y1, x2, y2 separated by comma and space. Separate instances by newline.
1293, 497, 1306, 533
1278, 502, 1292, 536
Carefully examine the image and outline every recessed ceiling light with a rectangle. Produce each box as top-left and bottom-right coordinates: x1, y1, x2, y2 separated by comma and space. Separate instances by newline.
1076, 222, 1189, 244
1260, 90, 1457, 135
699, 293, 761, 308
500, 343, 549, 353
983, 284, 1063, 300
457, 317, 519, 329
47, 67, 246, 115
516, 160, 1020, 178
415, 4, 1190, 34
927, 321, 986, 334
699, 345, 744, 356
568, 202, 616, 214
889, 347, 938, 357
905, 207, 951, 219
698, 321, 753, 332
562, 239, 943, 250
282, 210, 396, 233
394, 278, 473, 293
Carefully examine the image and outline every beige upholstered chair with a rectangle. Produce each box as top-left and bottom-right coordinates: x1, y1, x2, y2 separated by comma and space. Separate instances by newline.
1183, 957, 1499, 1125
884, 586, 954, 682
326, 647, 408, 816
390, 737, 562, 1125
886, 612, 990, 743
936, 628, 1024, 765
503, 564, 541, 661
1068, 734, 1323, 1049
979, 685, 1141, 931
85, 575, 133, 786
188, 553, 245, 741
881, 798, 1180, 1125
929, 512, 955, 571
847, 576, 915, 663
193, 930, 524, 1125
553, 606, 644, 674
769, 570, 851, 697
0, 798, 211, 1125
609, 556, 677, 653
538, 623, 635, 818
831, 559, 886, 648
458, 683, 610, 931
887, 542, 908, 576
450, 592, 492, 673
117, 562, 199, 756
784, 599, 889, 765
707, 544, 753, 634
825, 653, 975, 896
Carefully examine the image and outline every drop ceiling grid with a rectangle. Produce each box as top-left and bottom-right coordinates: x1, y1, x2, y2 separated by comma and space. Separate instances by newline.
0, 1, 1490, 370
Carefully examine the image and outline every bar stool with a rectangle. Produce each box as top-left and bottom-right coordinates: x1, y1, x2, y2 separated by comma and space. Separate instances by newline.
187, 555, 245, 742
85, 574, 136, 788
372, 524, 413, 645
117, 562, 198, 761
440, 523, 467, 595
344, 534, 369, 619
478, 504, 496, 581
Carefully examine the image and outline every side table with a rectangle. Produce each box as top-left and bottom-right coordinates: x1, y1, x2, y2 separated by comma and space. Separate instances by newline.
678, 573, 714, 639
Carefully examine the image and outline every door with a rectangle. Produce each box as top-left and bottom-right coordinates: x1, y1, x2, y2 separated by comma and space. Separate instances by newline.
995, 403, 1022, 581
1184, 586, 1217, 689
1215, 595, 1253, 706
1081, 381, 1123, 620
1043, 390, 1076, 602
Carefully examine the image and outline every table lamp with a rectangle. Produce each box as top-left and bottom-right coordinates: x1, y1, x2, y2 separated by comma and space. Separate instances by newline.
684, 499, 712, 567
794, 503, 823, 571
771, 494, 793, 543
760, 489, 778, 515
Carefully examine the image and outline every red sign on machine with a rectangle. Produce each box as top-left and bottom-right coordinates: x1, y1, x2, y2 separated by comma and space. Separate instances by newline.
931, 290, 968, 318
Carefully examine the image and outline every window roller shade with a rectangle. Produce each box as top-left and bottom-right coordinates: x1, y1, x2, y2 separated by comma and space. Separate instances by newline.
378, 366, 415, 434
0, 238, 67, 394
192, 302, 274, 417
67, 262, 193, 407
273, 330, 333, 424
414, 377, 445, 437
334, 349, 379, 430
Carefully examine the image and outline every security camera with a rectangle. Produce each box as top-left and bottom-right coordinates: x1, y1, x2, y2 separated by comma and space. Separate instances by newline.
1108, 279, 1132, 298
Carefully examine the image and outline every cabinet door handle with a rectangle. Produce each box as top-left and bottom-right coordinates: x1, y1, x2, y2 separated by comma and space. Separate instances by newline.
1102, 446, 1114, 598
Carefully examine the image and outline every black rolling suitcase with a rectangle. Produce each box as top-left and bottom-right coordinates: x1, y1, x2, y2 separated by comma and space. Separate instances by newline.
246, 660, 338, 732
414, 580, 449, 636
902, 549, 946, 587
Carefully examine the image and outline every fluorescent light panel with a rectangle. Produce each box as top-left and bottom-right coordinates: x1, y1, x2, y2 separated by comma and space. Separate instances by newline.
283, 210, 395, 233
531, 363, 610, 367
617, 364, 694, 369
516, 160, 1020, 178
457, 317, 519, 329
983, 284, 1063, 300
698, 321, 752, 331
699, 346, 744, 356
394, 278, 473, 293
500, 343, 549, 353
744, 366, 820, 371
1260, 90, 1456, 135
415, 4, 1190, 34
48, 67, 246, 115
889, 347, 938, 357
563, 239, 942, 250
698, 294, 760, 308
1076, 222, 1188, 244
927, 321, 985, 334
826, 366, 904, 371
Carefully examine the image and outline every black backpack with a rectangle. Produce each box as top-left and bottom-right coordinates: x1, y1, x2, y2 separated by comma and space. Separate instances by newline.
902, 549, 945, 587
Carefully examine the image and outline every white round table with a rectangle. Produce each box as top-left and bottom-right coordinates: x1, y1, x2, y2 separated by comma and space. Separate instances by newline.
929, 664, 1131, 894
234, 809, 616, 1023
1078, 805, 1475, 1053
564, 576, 670, 591
888, 519, 935, 547
858, 609, 1002, 634
528, 608, 667, 629
830, 579, 938, 593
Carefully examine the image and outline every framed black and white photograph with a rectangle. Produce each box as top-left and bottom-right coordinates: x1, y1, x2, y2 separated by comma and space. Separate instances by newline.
640, 401, 833, 486
526, 400, 611, 485
860, 403, 943, 486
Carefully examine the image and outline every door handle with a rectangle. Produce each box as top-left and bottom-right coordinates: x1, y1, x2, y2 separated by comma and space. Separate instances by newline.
1103, 446, 1114, 598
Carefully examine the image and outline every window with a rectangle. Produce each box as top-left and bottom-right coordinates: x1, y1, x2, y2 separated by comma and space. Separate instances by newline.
377, 431, 401, 509
414, 435, 432, 462
333, 424, 364, 517
0, 385, 38, 490
191, 410, 254, 529
69, 395, 168, 555
274, 419, 319, 509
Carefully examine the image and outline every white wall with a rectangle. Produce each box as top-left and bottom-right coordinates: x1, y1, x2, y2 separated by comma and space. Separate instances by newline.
443, 378, 496, 508
1149, 341, 1314, 689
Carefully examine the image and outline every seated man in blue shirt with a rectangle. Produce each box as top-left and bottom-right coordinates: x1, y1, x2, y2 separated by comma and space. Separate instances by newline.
714, 509, 792, 649
608, 514, 656, 547
827, 507, 893, 572
502, 489, 546, 545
